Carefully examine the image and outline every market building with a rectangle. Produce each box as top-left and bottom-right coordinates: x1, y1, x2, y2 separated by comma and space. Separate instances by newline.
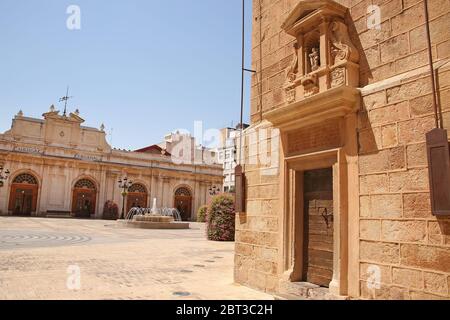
0, 108, 223, 221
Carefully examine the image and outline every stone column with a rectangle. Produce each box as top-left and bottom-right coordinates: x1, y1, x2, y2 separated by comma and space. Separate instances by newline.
297, 34, 304, 75
319, 19, 330, 90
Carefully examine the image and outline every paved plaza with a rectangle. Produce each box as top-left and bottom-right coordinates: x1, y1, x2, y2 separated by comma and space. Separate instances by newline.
0, 217, 272, 300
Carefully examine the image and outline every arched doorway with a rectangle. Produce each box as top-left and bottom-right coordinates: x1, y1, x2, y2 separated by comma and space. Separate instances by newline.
8, 173, 39, 216
126, 183, 148, 213
174, 187, 192, 221
72, 178, 97, 218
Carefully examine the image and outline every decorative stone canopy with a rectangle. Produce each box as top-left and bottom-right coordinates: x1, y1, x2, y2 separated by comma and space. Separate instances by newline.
281, 0, 349, 36
267, 0, 360, 130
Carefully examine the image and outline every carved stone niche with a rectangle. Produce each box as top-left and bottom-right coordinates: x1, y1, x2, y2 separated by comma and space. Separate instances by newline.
282, 0, 360, 104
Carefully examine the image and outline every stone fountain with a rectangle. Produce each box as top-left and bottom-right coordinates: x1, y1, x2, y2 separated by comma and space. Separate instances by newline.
117, 198, 190, 229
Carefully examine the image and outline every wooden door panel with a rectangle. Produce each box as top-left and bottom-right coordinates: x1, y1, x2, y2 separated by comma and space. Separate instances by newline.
174, 196, 192, 221
72, 190, 96, 218
303, 168, 334, 288
9, 184, 38, 216
127, 193, 148, 213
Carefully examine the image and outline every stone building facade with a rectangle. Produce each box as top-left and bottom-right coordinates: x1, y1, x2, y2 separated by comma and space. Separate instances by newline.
0, 109, 223, 220
235, 0, 450, 299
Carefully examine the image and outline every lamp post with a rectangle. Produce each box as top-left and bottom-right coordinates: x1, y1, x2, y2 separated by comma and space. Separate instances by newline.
0, 166, 10, 188
208, 185, 221, 196
118, 177, 133, 220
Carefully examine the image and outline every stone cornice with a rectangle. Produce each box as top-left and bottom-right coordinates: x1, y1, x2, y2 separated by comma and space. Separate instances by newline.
265, 86, 360, 132
281, 0, 348, 37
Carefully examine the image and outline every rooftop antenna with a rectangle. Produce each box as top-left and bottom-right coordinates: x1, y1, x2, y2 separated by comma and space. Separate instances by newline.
59, 86, 73, 117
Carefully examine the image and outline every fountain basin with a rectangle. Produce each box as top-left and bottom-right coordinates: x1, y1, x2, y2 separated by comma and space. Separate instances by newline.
135, 215, 174, 223
117, 215, 189, 230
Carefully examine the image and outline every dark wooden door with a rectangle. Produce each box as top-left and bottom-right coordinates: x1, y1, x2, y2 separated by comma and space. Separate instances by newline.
72, 190, 96, 218
174, 196, 192, 221
9, 185, 38, 216
303, 168, 334, 287
127, 193, 148, 213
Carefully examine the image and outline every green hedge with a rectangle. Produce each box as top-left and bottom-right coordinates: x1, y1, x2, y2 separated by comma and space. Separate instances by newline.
206, 194, 235, 241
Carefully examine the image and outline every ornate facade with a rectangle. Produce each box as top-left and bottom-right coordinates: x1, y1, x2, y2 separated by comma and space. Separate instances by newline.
0, 108, 223, 220
235, 0, 450, 300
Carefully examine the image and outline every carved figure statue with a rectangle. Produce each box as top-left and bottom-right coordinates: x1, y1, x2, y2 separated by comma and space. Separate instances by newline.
286, 42, 299, 82
309, 47, 320, 71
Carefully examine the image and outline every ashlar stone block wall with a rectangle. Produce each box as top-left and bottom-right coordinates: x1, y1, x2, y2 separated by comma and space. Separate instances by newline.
235, 0, 450, 299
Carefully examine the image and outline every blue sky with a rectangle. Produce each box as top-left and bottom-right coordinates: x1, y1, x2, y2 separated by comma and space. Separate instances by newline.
0, 0, 253, 150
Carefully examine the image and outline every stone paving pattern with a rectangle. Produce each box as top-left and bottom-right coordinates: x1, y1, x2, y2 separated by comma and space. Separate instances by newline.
0, 217, 272, 300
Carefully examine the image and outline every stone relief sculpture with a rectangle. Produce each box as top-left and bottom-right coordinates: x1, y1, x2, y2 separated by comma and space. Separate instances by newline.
331, 67, 345, 87
285, 42, 299, 103
301, 73, 319, 98
329, 20, 359, 65
286, 42, 299, 83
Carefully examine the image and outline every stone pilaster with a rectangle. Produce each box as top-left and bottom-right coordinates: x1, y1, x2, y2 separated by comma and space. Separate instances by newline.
97, 168, 108, 219
150, 174, 156, 205
162, 177, 171, 208
156, 176, 164, 207
193, 180, 201, 220
38, 163, 50, 215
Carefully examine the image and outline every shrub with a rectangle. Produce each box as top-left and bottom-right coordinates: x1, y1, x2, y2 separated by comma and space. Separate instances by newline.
206, 194, 235, 241
197, 205, 208, 223
103, 201, 119, 220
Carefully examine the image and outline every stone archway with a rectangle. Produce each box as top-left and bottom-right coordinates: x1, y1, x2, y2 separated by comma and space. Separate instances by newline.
127, 183, 148, 213
8, 173, 39, 216
174, 187, 192, 221
72, 178, 97, 218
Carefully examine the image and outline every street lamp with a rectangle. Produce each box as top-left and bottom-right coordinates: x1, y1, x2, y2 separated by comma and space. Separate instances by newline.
208, 185, 221, 196
0, 166, 10, 188
118, 177, 133, 219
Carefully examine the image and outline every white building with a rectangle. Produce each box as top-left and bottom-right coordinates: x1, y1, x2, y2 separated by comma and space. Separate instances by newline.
217, 124, 248, 193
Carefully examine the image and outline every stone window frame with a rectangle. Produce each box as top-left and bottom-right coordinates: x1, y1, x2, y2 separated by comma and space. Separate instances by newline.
12, 173, 38, 185
74, 178, 96, 190
128, 183, 147, 194
175, 187, 191, 197
278, 114, 360, 298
